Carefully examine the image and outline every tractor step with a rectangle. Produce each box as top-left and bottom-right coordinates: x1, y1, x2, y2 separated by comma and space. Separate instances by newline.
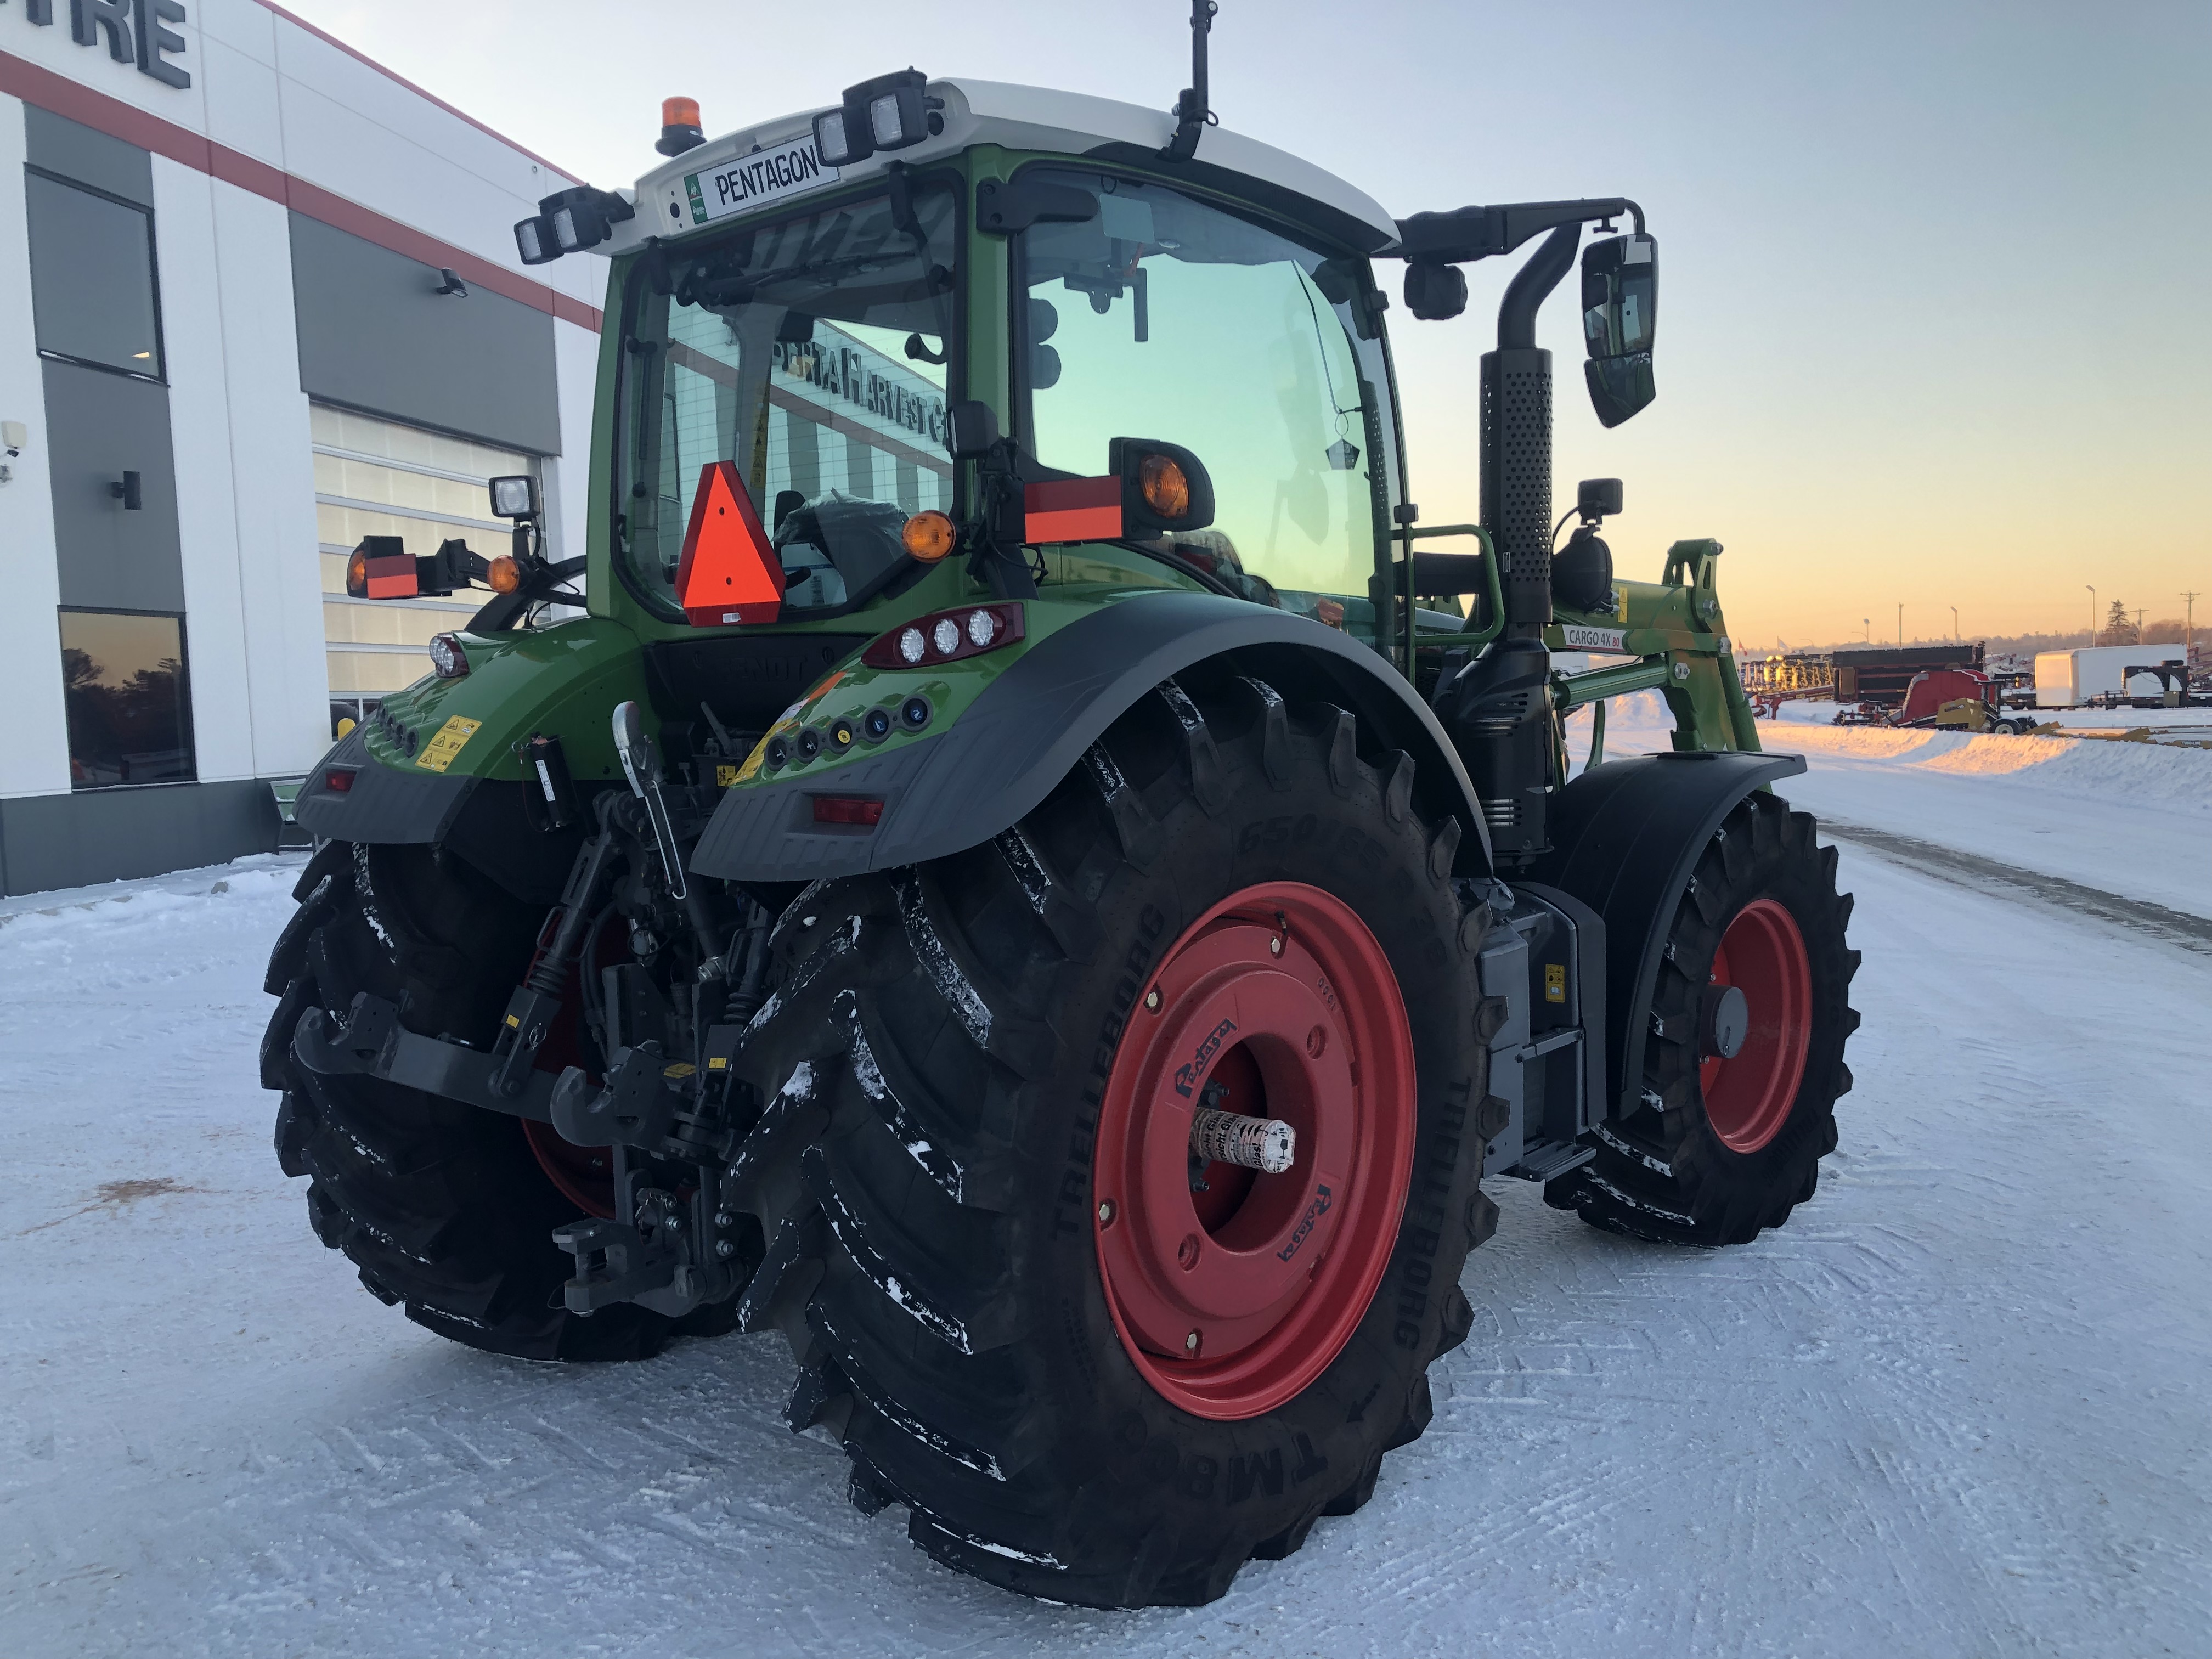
1503, 1139, 1596, 1183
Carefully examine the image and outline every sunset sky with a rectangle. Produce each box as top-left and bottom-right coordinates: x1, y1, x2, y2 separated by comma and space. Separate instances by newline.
287, 0, 2211, 649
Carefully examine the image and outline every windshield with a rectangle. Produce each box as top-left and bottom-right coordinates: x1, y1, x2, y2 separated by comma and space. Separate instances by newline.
616, 183, 960, 621
1016, 168, 1399, 649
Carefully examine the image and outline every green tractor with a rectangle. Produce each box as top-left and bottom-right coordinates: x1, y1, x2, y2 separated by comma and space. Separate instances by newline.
266, 10, 1858, 1608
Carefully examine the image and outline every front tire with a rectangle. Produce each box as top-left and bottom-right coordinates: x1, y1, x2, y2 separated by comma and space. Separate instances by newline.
1545, 792, 1860, 1245
727, 675, 1496, 1606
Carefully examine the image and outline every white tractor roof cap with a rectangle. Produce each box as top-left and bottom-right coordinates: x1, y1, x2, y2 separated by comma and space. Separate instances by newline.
613, 77, 1401, 256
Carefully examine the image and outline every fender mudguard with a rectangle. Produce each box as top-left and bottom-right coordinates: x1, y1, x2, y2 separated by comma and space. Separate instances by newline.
290, 727, 583, 905
690, 590, 1492, 884
1524, 748, 1807, 1121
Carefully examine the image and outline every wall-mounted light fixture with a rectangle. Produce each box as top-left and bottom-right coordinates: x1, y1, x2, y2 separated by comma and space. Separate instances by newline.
433, 267, 469, 297
110, 471, 143, 511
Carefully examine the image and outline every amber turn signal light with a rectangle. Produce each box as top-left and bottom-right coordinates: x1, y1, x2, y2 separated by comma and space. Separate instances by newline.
487, 555, 522, 594
345, 546, 369, 597
901, 510, 957, 561
1139, 453, 1190, 520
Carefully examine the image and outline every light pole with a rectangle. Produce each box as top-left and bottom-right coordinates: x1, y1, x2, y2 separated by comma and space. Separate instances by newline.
2087, 584, 2096, 646
2186, 590, 2201, 655
1897, 603, 1903, 645
1863, 617, 1870, 642
1950, 605, 1959, 639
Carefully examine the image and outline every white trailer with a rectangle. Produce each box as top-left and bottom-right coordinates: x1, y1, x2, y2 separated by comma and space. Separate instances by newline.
2035, 646, 2186, 707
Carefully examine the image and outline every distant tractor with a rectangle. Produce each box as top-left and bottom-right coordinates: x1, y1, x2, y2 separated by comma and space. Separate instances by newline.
261, 10, 1859, 1607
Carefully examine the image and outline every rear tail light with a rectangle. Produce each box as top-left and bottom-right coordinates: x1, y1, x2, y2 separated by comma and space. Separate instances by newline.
862, 603, 1024, 669
812, 795, 884, 826
323, 768, 356, 793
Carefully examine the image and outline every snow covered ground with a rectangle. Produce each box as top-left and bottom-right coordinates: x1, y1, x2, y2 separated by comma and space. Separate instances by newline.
3, 730, 2208, 1658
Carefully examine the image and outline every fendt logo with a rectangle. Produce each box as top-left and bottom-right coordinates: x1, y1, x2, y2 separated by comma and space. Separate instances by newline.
1172, 1018, 1237, 1098
4, 0, 194, 91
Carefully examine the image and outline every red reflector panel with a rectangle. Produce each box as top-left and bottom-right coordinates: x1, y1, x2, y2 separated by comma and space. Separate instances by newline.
812, 795, 884, 827
363, 555, 419, 599
323, 768, 356, 793
676, 460, 783, 626
1024, 475, 1122, 544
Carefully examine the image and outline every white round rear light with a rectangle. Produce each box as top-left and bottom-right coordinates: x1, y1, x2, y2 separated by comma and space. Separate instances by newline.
898, 626, 926, 665
932, 617, 961, 656
967, 609, 997, 648
428, 633, 469, 678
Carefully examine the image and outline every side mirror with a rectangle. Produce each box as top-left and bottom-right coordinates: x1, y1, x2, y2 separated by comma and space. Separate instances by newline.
1581, 233, 1657, 428
1110, 437, 1215, 535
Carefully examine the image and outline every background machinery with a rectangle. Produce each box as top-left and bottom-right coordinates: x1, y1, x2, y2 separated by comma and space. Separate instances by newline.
262, 10, 1859, 1608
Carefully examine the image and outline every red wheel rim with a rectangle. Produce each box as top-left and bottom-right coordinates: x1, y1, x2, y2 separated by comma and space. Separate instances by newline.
1699, 898, 1812, 1154
1092, 882, 1415, 1420
523, 1120, 617, 1218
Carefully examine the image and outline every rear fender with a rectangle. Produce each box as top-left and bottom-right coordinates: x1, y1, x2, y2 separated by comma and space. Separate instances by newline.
689, 590, 1492, 884
1524, 749, 1807, 1121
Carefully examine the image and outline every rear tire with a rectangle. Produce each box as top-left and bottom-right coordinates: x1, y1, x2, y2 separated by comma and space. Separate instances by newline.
727, 675, 1496, 1606
263, 840, 702, 1360
1544, 792, 1859, 1245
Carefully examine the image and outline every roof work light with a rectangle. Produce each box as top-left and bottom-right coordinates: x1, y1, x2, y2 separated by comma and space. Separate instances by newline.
813, 69, 934, 167
514, 185, 635, 266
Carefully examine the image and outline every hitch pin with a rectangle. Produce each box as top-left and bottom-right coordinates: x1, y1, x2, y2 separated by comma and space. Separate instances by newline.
612, 700, 687, 900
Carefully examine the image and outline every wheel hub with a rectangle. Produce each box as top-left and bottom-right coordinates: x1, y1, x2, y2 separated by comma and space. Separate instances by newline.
1093, 882, 1414, 1420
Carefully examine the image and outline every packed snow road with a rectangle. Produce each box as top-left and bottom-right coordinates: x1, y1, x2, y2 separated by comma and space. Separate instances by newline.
3, 736, 2207, 1657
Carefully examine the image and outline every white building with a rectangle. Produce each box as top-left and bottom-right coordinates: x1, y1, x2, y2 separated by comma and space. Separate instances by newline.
0, 0, 605, 894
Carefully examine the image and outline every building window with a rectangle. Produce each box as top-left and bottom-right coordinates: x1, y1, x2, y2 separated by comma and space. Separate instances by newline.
311, 405, 543, 699
25, 168, 164, 380
58, 610, 195, 789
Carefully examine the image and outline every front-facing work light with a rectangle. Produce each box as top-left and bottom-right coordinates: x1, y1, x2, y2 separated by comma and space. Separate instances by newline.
812, 108, 858, 167
514, 214, 555, 266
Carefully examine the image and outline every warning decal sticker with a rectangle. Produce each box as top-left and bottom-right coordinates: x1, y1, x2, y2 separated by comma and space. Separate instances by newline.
415, 715, 482, 772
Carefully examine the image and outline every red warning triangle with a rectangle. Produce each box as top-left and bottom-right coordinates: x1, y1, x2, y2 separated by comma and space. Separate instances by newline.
675, 460, 783, 627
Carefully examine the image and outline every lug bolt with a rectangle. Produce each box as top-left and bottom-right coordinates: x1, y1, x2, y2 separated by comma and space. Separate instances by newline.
714, 1211, 734, 1230
1269, 936, 1284, 957
1097, 1199, 1116, 1226
1184, 1330, 1201, 1353
715, 1239, 736, 1259
1144, 989, 1160, 1012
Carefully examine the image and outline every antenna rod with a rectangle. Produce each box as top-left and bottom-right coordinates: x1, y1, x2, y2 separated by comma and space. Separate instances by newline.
1163, 1, 1217, 162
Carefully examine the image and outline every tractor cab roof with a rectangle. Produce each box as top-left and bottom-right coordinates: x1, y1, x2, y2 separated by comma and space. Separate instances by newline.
613, 77, 1401, 258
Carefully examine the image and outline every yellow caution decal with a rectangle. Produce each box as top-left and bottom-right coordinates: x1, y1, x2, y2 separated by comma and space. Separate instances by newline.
415, 715, 482, 772
1544, 962, 1567, 1004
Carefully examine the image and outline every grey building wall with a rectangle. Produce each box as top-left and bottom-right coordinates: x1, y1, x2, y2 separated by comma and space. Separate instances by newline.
289, 212, 561, 455
0, 782, 285, 898
42, 359, 185, 611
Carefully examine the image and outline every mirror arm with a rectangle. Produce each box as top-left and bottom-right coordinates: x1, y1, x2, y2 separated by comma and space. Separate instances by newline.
1390, 197, 1644, 265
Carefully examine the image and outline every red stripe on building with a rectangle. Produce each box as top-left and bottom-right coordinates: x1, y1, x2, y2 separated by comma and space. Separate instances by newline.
0, 47, 603, 334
